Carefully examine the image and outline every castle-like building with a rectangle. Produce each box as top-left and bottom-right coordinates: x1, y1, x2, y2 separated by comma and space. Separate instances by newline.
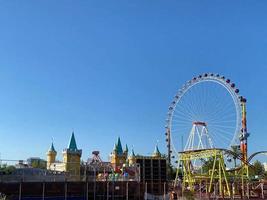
110, 137, 163, 169
46, 132, 82, 180
46, 134, 166, 186
110, 137, 129, 169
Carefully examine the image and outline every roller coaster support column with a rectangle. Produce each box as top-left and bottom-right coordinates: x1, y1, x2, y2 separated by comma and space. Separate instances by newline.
240, 97, 249, 177
180, 149, 230, 196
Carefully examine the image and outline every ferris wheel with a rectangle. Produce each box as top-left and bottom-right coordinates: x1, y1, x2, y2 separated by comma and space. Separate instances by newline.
165, 73, 244, 164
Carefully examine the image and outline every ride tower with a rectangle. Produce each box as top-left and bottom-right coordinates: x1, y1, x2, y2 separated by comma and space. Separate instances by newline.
239, 97, 249, 176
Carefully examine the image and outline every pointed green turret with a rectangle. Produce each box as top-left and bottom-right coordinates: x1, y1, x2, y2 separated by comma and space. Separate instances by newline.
128, 147, 136, 166
152, 144, 161, 157
49, 142, 56, 153
116, 137, 123, 155
125, 144, 128, 152
131, 148, 135, 157
68, 132, 78, 151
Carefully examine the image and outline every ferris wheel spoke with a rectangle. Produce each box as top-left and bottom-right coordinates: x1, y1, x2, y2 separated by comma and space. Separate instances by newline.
166, 74, 243, 163
172, 114, 194, 123
181, 89, 202, 119
207, 112, 237, 123
176, 98, 200, 120
212, 136, 230, 147
211, 133, 232, 145
209, 128, 236, 138
204, 101, 236, 121
172, 108, 196, 121
173, 100, 197, 117
208, 120, 237, 124
209, 124, 237, 129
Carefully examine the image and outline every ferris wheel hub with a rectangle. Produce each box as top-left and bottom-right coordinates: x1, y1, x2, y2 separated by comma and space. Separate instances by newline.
193, 121, 207, 126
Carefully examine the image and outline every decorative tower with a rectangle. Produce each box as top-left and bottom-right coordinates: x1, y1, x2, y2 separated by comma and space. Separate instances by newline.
62, 132, 82, 180
124, 144, 129, 157
110, 137, 127, 169
46, 142, 57, 170
128, 148, 136, 166
152, 144, 161, 158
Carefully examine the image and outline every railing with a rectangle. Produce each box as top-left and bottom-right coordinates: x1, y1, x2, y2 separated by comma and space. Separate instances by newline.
0, 174, 140, 183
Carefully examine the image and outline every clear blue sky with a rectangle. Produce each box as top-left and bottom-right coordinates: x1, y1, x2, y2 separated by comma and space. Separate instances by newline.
0, 1, 267, 162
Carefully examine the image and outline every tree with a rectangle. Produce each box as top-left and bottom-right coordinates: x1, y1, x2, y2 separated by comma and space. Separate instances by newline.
167, 164, 177, 180
31, 160, 46, 169
250, 160, 265, 177
230, 145, 241, 168
201, 158, 219, 174
0, 164, 16, 175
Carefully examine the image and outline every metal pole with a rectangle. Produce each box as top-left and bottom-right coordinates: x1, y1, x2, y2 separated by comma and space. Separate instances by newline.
199, 181, 201, 200
232, 182, 235, 199
94, 167, 96, 200
145, 182, 147, 200
19, 182, 22, 200
126, 181, 129, 200
261, 183, 264, 199
65, 181, 67, 200
107, 181, 109, 200
163, 182, 166, 200
247, 183, 249, 199
42, 182, 45, 200
86, 180, 88, 200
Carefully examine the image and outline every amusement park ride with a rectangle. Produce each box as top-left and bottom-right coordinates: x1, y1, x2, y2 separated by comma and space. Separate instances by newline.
165, 73, 267, 198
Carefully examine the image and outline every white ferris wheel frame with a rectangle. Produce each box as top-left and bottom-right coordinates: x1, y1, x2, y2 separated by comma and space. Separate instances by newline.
166, 73, 243, 161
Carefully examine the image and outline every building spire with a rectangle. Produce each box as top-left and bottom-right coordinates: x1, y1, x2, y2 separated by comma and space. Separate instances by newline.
68, 131, 78, 151
131, 148, 135, 157
152, 144, 161, 157
49, 142, 56, 153
116, 136, 123, 155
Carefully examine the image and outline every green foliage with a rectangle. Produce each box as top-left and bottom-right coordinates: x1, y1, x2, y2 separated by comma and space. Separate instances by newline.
0, 164, 16, 175
230, 145, 241, 167
31, 160, 46, 169
201, 158, 218, 174
249, 160, 265, 177
167, 165, 176, 180
166, 164, 182, 180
